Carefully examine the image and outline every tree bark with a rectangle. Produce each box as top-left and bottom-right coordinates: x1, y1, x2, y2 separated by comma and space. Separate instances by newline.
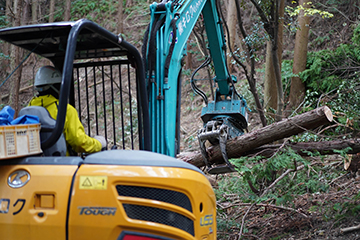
64, 0, 71, 21
288, 0, 310, 115
264, 0, 285, 112
22, 0, 31, 25
272, 0, 285, 121
226, 0, 237, 73
49, 0, 55, 23
31, 0, 38, 24
177, 106, 333, 167
117, 0, 123, 34
264, 42, 278, 111
3, 0, 12, 75
9, 0, 23, 117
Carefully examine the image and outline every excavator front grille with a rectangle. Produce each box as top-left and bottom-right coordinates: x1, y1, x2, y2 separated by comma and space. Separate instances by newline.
123, 204, 194, 236
116, 185, 192, 212
117, 185, 194, 236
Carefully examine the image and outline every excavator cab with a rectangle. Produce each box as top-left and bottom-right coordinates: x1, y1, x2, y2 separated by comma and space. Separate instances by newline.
0, 19, 150, 153
0, 19, 216, 240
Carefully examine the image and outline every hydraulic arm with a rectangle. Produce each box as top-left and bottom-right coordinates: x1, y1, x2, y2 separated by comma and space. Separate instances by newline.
143, 0, 248, 173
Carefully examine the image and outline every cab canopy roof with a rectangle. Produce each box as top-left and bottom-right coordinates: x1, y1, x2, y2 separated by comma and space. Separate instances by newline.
0, 19, 133, 62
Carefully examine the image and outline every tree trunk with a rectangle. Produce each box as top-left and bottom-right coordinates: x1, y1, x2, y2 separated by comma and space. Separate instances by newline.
117, 0, 123, 34
49, 0, 55, 23
31, 0, 38, 24
234, 0, 267, 127
264, 0, 285, 121
264, 42, 278, 111
2, 0, 12, 76
22, 0, 31, 25
9, 0, 23, 117
64, 0, 71, 21
177, 106, 333, 167
288, 0, 309, 115
226, 0, 237, 73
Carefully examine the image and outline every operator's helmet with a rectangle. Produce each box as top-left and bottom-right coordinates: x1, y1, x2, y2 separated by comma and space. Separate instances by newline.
34, 66, 62, 93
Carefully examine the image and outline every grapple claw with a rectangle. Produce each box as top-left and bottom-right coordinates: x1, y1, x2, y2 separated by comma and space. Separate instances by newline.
198, 120, 236, 174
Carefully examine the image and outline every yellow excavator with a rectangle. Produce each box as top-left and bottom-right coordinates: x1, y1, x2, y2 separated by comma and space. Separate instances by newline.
0, 0, 248, 239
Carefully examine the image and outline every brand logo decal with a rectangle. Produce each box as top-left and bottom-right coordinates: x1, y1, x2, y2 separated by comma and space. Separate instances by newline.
78, 206, 116, 216
8, 170, 30, 188
200, 214, 213, 226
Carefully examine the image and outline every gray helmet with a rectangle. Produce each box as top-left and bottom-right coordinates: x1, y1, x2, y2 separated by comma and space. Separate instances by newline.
34, 66, 62, 92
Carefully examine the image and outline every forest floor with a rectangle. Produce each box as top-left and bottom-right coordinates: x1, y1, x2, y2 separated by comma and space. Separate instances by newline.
213, 139, 360, 240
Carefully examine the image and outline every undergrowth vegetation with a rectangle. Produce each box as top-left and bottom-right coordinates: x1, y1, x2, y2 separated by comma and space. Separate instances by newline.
214, 148, 360, 239
215, 21, 360, 240
283, 24, 360, 139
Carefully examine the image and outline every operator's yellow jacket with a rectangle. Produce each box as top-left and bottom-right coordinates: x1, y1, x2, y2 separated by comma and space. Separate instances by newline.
29, 94, 102, 154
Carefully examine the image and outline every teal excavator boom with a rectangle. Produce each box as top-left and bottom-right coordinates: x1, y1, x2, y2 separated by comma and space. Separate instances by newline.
143, 0, 248, 173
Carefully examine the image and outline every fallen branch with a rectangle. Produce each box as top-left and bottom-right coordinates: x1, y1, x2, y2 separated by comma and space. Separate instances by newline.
246, 139, 360, 158
219, 202, 308, 218
238, 203, 255, 240
340, 224, 360, 234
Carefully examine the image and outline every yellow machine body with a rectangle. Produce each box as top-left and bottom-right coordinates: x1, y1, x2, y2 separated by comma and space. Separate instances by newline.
0, 150, 216, 240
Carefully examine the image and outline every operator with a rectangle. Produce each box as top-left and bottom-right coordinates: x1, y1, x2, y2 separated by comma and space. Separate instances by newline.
29, 65, 107, 155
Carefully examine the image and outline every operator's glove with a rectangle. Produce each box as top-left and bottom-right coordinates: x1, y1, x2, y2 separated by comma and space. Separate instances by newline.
94, 135, 107, 151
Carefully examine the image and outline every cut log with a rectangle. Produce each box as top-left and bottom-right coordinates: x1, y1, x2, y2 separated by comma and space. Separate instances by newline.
244, 139, 360, 158
179, 139, 360, 167
178, 106, 333, 168
344, 153, 360, 177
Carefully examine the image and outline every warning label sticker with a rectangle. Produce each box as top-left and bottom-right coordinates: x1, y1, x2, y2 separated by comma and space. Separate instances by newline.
79, 176, 108, 190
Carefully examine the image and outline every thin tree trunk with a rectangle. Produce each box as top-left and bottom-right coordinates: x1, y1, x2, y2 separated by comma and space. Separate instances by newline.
49, 0, 55, 23
117, 0, 123, 34
64, 0, 71, 21
264, 42, 278, 111
31, 0, 38, 24
271, 0, 284, 121
288, 0, 309, 114
3, 0, 12, 75
250, 0, 284, 122
9, 0, 23, 117
264, 0, 285, 111
22, 0, 30, 25
226, 0, 237, 73
234, 0, 267, 127
272, 40, 284, 122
